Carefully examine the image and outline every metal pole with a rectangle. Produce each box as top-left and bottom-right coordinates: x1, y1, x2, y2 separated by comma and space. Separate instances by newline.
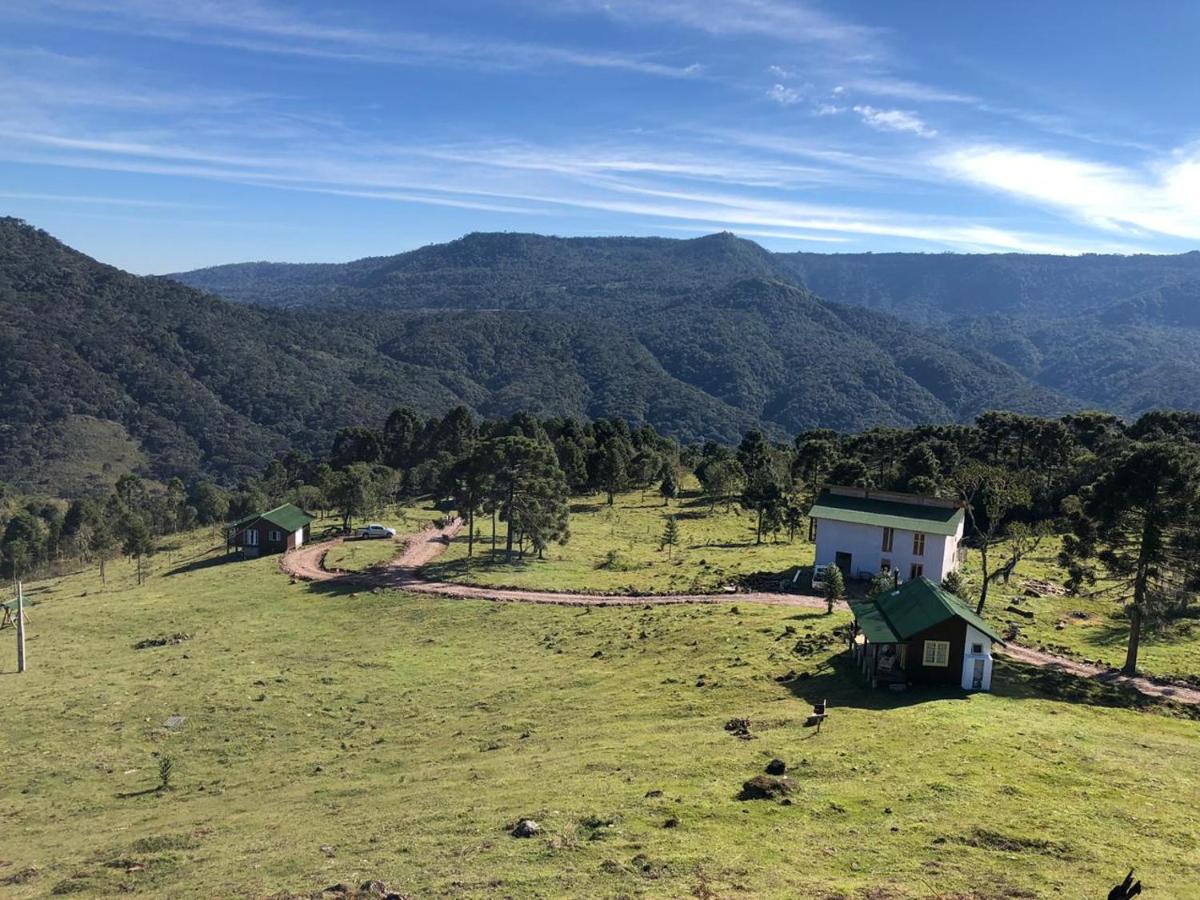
16, 581, 26, 673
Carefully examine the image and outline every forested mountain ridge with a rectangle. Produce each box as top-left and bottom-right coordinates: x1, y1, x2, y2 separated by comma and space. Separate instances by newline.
775, 249, 1200, 324
172, 230, 798, 311
2, 219, 1075, 492
176, 234, 1200, 424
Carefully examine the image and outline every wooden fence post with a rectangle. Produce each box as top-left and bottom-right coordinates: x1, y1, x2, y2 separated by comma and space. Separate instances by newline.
16, 580, 26, 673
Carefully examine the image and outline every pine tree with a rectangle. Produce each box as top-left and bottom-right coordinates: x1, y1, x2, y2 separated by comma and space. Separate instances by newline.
121, 514, 154, 585
1060, 441, 1200, 675
659, 467, 679, 506
823, 564, 845, 614
660, 515, 680, 559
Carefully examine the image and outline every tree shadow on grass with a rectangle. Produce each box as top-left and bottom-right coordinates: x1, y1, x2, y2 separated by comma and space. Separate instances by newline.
116, 787, 162, 799
163, 553, 241, 577
992, 657, 1200, 718
416, 548, 536, 583
778, 648, 1200, 720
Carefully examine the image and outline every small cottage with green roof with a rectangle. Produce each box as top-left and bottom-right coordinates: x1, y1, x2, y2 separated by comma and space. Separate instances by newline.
228, 503, 315, 558
808, 486, 966, 583
848, 577, 1004, 691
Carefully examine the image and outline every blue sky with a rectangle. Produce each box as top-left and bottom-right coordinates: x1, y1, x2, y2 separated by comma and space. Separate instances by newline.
2, 0, 1198, 273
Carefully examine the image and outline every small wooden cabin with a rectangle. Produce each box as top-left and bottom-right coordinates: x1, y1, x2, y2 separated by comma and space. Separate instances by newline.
229, 503, 314, 558
847, 577, 1004, 692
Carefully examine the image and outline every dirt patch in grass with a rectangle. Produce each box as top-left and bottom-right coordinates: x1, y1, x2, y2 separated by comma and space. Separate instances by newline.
962, 827, 1073, 859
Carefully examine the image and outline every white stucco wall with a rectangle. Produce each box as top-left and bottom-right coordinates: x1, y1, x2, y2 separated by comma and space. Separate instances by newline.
960, 624, 994, 691
293, 527, 305, 549
813, 517, 962, 582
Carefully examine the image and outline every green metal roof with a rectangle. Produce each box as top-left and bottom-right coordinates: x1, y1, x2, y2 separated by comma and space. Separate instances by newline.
231, 503, 314, 533
259, 503, 315, 532
850, 577, 1004, 645
848, 597, 900, 643
809, 490, 964, 536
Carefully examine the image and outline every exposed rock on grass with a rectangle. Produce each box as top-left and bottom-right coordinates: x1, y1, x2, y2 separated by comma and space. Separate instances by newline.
738, 775, 795, 800
765, 758, 787, 775
133, 633, 191, 650
511, 818, 540, 838
724, 717, 753, 739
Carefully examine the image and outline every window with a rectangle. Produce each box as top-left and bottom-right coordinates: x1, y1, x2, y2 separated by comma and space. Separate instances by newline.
881, 526, 894, 552
971, 643, 984, 655
269, 530, 282, 543
923, 640, 950, 667
910, 563, 923, 580
245, 530, 258, 546
912, 531, 926, 556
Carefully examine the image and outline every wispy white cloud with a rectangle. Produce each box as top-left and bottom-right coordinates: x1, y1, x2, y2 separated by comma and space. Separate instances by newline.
0, 189, 212, 208
12, 0, 705, 79
0, 125, 1148, 255
766, 83, 802, 105
555, 0, 884, 57
937, 144, 1200, 240
844, 77, 977, 104
852, 105, 936, 137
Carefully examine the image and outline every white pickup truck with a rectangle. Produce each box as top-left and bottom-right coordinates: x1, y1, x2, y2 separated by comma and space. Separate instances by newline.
358, 523, 396, 539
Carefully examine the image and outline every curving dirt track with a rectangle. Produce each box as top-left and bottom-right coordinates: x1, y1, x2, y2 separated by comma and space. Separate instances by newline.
281, 520, 1200, 705
282, 518, 838, 609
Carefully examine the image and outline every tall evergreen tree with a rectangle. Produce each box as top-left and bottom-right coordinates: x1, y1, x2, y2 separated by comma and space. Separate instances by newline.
659, 466, 680, 506
660, 515, 680, 559
1060, 441, 1200, 675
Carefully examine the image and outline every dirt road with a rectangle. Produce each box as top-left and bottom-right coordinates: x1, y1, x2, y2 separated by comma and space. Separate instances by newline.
282, 519, 839, 609
281, 520, 1200, 705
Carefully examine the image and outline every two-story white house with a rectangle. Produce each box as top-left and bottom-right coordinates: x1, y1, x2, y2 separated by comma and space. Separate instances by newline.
808, 486, 966, 583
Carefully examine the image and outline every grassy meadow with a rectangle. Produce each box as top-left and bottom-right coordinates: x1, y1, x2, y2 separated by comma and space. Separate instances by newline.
2, 524, 1200, 898
425, 484, 812, 594
961, 538, 1200, 683
417, 485, 1200, 683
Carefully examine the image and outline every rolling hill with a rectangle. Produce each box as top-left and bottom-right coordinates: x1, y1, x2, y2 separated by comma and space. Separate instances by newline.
2, 221, 1074, 492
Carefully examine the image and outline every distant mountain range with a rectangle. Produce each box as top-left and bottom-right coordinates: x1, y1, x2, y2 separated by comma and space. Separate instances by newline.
3, 218, 1198, 493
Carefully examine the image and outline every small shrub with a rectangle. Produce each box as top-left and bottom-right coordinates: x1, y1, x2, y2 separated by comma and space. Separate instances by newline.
941, 569, 969, 597
823, 566, 845, 613
130, 834, 197, 854
157, 755, 174, 791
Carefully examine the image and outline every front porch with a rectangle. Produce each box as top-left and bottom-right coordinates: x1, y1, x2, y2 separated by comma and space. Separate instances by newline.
848, 629, 910, 689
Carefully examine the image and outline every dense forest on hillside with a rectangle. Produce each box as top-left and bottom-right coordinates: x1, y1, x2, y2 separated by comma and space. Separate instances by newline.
2, 220, 1075, 491
177, 232, 1200, 426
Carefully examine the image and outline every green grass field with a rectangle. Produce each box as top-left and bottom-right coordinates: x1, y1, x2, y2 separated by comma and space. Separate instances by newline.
963, 538, 1200, 682
425, 486, 813, 595
2, 526, 1199, 898
418, 487, 1199, 683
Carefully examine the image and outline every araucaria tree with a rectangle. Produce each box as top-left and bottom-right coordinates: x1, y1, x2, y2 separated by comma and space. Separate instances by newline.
595, 441, 630, 505
1060, 441, 1200, 675
954, 461, 1042, 614
446, 453, 492, 558
482, 436, 571, 561
660, 515, 680, 559
659, 466, 679, 506
738, 430, 786, 545
121, 514, 154, 585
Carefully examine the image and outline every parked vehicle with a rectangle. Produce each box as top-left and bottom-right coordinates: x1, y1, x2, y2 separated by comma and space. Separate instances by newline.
809, 564, 831, 591
358, 523, 396, 539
